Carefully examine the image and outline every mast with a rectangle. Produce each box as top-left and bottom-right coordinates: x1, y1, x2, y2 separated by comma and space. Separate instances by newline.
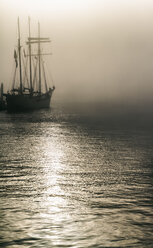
38, 22, 41, 94
28, 17, 33, 94
18, 17, 23, 94
26, 21, 51, 94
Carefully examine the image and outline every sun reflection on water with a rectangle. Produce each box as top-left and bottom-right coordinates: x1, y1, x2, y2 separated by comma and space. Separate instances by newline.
1, 112, 153, 247
31, 126, 73, 245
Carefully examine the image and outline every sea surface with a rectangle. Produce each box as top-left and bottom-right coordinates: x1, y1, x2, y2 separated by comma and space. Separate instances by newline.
0, 102, 153, 247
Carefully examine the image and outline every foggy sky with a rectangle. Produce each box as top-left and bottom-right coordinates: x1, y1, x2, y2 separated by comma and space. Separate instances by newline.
1, 0, 153, 104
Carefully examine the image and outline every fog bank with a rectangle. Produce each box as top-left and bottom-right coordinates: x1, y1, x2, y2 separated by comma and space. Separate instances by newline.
1, 0, 153, 105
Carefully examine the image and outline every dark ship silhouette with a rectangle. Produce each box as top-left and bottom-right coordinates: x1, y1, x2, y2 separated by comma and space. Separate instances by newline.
4, 18, 55, 111
0, 83, 6, 111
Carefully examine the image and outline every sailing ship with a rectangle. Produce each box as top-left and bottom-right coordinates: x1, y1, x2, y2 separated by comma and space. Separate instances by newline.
4, 18, 55, 111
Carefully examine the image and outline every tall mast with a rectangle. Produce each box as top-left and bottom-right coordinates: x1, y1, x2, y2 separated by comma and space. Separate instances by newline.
18, 17, 23, 94
28, 17, 33, 93
38, 22, 41, 94
26, 21, 51, 94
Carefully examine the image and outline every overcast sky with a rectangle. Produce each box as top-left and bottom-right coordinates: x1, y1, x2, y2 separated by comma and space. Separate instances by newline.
1, 0, 153, 104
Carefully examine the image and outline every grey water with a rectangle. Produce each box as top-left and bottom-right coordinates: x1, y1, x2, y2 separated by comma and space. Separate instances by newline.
0, 102, 153, 247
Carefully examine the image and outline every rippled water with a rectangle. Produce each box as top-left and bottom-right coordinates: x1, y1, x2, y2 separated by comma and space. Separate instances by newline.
0, 103, 153, 247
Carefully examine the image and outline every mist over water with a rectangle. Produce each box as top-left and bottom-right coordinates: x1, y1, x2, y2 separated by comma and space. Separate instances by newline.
1, 0, 153, 247
0, 103, 153, 247
1, 0, 153, 104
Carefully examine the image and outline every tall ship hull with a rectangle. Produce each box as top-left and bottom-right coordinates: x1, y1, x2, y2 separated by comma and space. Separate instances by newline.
5, 91, 53, 112
4, 18, 55, 112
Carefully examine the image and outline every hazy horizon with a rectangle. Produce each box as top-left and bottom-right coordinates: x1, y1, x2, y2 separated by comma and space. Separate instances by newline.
1, 0, 153, 105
